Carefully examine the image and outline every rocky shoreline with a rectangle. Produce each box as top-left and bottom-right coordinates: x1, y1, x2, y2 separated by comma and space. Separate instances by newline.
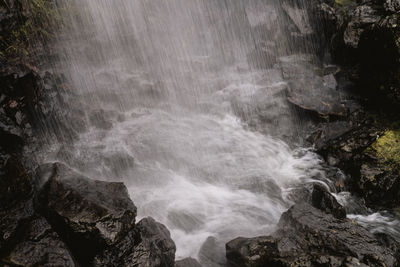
1, 0, 400, 266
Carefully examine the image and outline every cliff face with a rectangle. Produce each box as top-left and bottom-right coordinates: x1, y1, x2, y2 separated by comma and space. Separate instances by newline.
320, 0, 400, 109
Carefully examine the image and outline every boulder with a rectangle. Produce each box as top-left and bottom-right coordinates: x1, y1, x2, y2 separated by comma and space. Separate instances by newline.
226, 203, 398, 267
357, 130, 400, 207
36, 162, 137, 263
280, 56, 349, 119
3, 217, 76, 267
311, 183, 346, 219
94, 217, 176, 267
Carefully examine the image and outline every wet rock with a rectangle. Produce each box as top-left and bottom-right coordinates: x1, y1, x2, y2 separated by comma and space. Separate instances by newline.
175, 257, 202, 267
343, 5, 380, 48
0, 154, 35, 251
36, 162, 137, 263
226, 203, 398, 267
282, 2, 313, 35
280, 55, 351, 120
312, 183, 346, 219
133, 217, 176, 267
356, 130, 400, 207
3, 217, 76, 267
95, 217, 176, 267
307, 120, 354, 150
199, 236, 226, 267
316, 120, 383, 170
317, 0, 400, 108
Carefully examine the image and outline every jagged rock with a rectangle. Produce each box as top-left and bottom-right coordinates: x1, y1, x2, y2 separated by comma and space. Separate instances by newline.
94, 217, 176, 267
36, 162, 137, 263
311, 183, 346, 219
175, 257, 202, 267
356, 130, 400, 207
3, 217, 76, 267
344, 5, 380, 48
385, 0, 400, 12
226, 203, 398, 267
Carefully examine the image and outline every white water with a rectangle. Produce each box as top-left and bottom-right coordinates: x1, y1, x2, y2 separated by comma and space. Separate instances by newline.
48, 0, 336, 261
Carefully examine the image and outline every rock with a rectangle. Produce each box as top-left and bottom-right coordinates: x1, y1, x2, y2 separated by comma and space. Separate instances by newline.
316, 120, 383, 170
0, 120, 24, 152
357, 130, 400, 207
175, 257, 202, 267
226, 203, 398, 267
36, 162, 137, 264
307, 120, 354, 150
134, 218, 176, 267
385, 0, 400, 12
344, 5, 380, 48
282, 2, 313, 35
0, 154, 35, 251
311, 183, 346, 219
279, 55, 353, 120
95, 217, 176, 267
198, 236, 226, 267
3, 217, 76, 267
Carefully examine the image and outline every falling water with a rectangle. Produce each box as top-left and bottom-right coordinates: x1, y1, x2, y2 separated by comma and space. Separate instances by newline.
43, 0, 341, 262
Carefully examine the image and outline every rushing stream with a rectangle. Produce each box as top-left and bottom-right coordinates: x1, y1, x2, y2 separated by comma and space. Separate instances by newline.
42, 0, 400, 262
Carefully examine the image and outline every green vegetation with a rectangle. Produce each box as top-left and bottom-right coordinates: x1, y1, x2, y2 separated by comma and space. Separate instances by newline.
0, 0, 69, 60
366, 130, 400, 171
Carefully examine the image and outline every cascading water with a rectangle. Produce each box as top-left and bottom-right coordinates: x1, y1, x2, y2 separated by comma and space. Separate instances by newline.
39, 0, 399, 263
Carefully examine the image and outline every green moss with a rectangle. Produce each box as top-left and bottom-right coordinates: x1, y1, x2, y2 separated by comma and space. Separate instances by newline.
1, 0, 71, 60
366, 130, 400, 170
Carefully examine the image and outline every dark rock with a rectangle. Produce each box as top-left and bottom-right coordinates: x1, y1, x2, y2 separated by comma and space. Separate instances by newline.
280, 55, 351, 120
133, 217, 176, 267
95, 217, 176, 267
226, 203, 398, 267
198, 236, 226, 267
316, 121, 383, 170
311, 183, 346, 219
2, 217, 76, 267
36, 162, 137, 264
343, 5, 380, 48
0, 154, 35, 252
175, 257, 202, 267
355, 129, 400, 207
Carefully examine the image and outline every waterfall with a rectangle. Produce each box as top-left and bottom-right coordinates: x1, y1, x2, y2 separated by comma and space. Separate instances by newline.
45, 0, 331, 261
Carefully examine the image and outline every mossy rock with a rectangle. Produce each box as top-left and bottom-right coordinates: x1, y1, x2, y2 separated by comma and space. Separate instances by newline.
366, 130, 400, 172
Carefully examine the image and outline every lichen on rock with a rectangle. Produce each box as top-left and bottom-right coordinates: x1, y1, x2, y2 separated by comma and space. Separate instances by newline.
366, 129, 400, 170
